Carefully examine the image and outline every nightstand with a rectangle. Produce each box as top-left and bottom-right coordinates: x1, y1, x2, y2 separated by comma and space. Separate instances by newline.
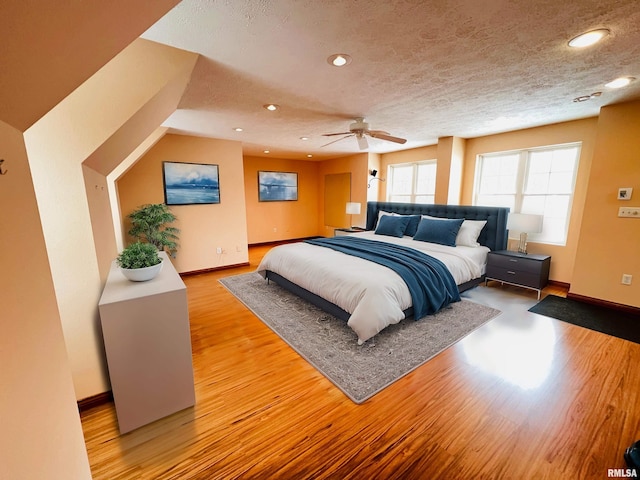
485, 250, 551, 299
334, 227, 366, 236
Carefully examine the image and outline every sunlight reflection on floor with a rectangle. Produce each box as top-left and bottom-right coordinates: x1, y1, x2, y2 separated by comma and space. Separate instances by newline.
460, 316, 557, 390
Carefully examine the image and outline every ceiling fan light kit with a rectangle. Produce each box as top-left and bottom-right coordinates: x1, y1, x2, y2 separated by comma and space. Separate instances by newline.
321, 118, 407, 150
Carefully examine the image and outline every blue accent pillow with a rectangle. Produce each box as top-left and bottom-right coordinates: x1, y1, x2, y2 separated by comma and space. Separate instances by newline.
413, 217, 464, 246
404, 215, 422, 237
375, 215, 411, 238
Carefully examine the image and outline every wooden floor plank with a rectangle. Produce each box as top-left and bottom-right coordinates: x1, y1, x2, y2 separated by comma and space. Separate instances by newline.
81, 244, 640, 479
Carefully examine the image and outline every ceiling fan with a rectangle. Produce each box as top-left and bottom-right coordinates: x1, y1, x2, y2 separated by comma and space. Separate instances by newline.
321, 118, 407, 150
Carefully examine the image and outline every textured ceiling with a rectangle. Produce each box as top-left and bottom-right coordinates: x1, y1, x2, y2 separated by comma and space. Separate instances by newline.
142, 0, 640, 160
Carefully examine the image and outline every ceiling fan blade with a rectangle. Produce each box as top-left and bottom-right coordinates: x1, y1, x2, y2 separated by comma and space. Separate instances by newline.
322, 132, 352, 137
368, 130, 407, 144
320, 134, 354, 148
357, 135, 368, 150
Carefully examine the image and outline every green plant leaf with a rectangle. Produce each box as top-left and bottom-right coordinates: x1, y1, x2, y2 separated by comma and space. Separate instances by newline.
127, 203, 180, 257
116, 242, 162, 269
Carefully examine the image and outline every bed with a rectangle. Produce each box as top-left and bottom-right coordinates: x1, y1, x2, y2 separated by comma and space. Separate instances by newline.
257, 202, 509, 344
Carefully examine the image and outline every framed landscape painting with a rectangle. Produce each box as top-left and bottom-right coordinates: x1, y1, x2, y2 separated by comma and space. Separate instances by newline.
258, 171, 298, 202
163, 161, 220, 205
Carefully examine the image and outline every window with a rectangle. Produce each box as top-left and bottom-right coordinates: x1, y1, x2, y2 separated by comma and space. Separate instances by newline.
387, 161, 437, 204
474, 143, 580, 245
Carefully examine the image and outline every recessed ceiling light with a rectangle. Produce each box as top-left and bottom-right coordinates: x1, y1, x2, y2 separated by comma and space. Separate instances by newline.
327, 53, 352, 67
233, 127, 243, 132
263, 104, 279, 111
307, 154, 313, 158
605, 76, 636, 89
568, 28, 610, 48
263, 150, 270, 154
300, 136, 309, 141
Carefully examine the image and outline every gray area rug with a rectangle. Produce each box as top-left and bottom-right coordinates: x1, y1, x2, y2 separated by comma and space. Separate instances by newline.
219, 272, 501, 403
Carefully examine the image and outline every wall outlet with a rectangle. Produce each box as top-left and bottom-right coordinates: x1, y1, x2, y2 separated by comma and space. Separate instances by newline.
622, 274, 632, 285
216, 247, 222, 254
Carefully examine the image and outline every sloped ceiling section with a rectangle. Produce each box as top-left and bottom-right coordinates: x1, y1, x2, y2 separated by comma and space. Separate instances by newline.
81, 40, 199, 176
83, 72, 194, 176
0, 0, 180, 132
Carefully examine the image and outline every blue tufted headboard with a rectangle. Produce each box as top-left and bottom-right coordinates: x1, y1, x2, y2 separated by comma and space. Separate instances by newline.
365, 202, 509, 252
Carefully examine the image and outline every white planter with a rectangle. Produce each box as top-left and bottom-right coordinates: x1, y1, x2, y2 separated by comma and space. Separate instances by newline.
120, 261, 163, 282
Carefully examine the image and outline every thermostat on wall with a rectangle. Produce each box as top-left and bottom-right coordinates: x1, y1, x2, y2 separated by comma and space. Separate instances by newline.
618, 187, 633, 200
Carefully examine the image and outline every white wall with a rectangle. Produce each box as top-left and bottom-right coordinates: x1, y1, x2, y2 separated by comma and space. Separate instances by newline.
0, 120, 91, 479
23, 39, 198, 400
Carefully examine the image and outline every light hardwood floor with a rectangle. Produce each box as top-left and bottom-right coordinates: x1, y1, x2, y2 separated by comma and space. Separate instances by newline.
81, 245, 640, 479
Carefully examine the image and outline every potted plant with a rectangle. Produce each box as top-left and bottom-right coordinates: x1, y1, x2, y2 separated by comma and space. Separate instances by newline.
127, 203, 180, 257
116, 242, 163, 282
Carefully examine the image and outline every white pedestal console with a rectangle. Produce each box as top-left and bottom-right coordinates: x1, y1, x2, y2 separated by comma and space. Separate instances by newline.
98, 252, 195, 434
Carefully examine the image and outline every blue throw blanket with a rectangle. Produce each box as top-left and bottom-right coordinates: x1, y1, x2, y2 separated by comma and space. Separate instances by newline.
305, 236, 460, 319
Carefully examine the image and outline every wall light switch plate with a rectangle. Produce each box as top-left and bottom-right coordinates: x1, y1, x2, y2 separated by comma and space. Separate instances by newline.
618, 207, 640, 218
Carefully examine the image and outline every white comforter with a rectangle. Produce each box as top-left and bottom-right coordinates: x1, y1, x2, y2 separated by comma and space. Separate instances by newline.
256, 231, 489, 344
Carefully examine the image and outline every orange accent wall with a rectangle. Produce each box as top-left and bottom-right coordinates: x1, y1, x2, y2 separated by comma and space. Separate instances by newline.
117, 134, 249, 273
318, 153, 369, 236
461, 118, 598, 283
571, 100, 640, 307
243, 156, 320, 243
379, 119, 597, 284
243, 153, 369, 242
435, 137, 455, 204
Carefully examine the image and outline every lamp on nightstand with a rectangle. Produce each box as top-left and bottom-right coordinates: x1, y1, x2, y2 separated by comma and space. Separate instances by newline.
507, 213, 543, 254
345, 202, 361, 228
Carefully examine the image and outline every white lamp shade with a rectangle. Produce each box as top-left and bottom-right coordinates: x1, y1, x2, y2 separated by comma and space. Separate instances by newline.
345, 202, 361, 215
507, 213, 543, 233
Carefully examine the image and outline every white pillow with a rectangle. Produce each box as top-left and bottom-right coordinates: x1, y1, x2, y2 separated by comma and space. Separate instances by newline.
456, 219, 487, 247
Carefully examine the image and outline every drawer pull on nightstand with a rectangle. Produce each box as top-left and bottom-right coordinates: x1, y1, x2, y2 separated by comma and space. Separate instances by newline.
509, 259, 518, 262
507, 271, 516, 275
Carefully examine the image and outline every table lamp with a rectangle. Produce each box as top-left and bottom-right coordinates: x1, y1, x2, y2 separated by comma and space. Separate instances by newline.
345, 202, 361, 228
507, 213, 543, 254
